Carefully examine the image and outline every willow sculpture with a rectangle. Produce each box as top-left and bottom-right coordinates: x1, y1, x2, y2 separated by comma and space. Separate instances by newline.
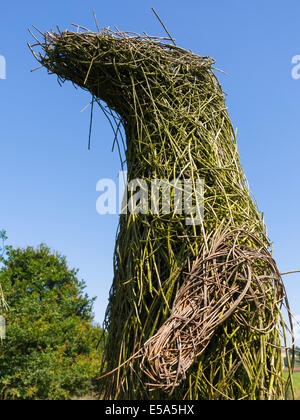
29, 25, 293, 400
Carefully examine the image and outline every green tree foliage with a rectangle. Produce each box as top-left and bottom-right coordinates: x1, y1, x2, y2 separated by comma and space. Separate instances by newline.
0, 244, 102, 400
284, 347, 300, 369
0, 230, 8, 309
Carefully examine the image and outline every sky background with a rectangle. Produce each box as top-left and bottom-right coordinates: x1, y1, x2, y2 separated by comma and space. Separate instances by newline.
0, 0, 299, 343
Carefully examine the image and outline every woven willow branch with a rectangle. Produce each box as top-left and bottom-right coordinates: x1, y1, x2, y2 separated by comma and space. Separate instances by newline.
29, 27, 294, 400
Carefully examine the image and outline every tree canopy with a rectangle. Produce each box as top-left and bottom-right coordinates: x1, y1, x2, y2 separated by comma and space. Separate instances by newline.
0, 243, 102, 400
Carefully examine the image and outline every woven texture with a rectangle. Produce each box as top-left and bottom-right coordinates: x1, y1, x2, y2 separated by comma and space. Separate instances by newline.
30, 27, 293, 400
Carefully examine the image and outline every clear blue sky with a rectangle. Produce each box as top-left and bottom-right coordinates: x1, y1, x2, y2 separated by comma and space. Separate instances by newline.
0, 1, 299, 343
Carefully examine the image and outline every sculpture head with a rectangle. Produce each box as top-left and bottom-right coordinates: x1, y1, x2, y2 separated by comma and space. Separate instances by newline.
31, 29, 218, 122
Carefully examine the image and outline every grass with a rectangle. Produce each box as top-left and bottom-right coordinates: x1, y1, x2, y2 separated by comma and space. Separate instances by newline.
284, 371, 300, 400
293, 372, 300, 399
